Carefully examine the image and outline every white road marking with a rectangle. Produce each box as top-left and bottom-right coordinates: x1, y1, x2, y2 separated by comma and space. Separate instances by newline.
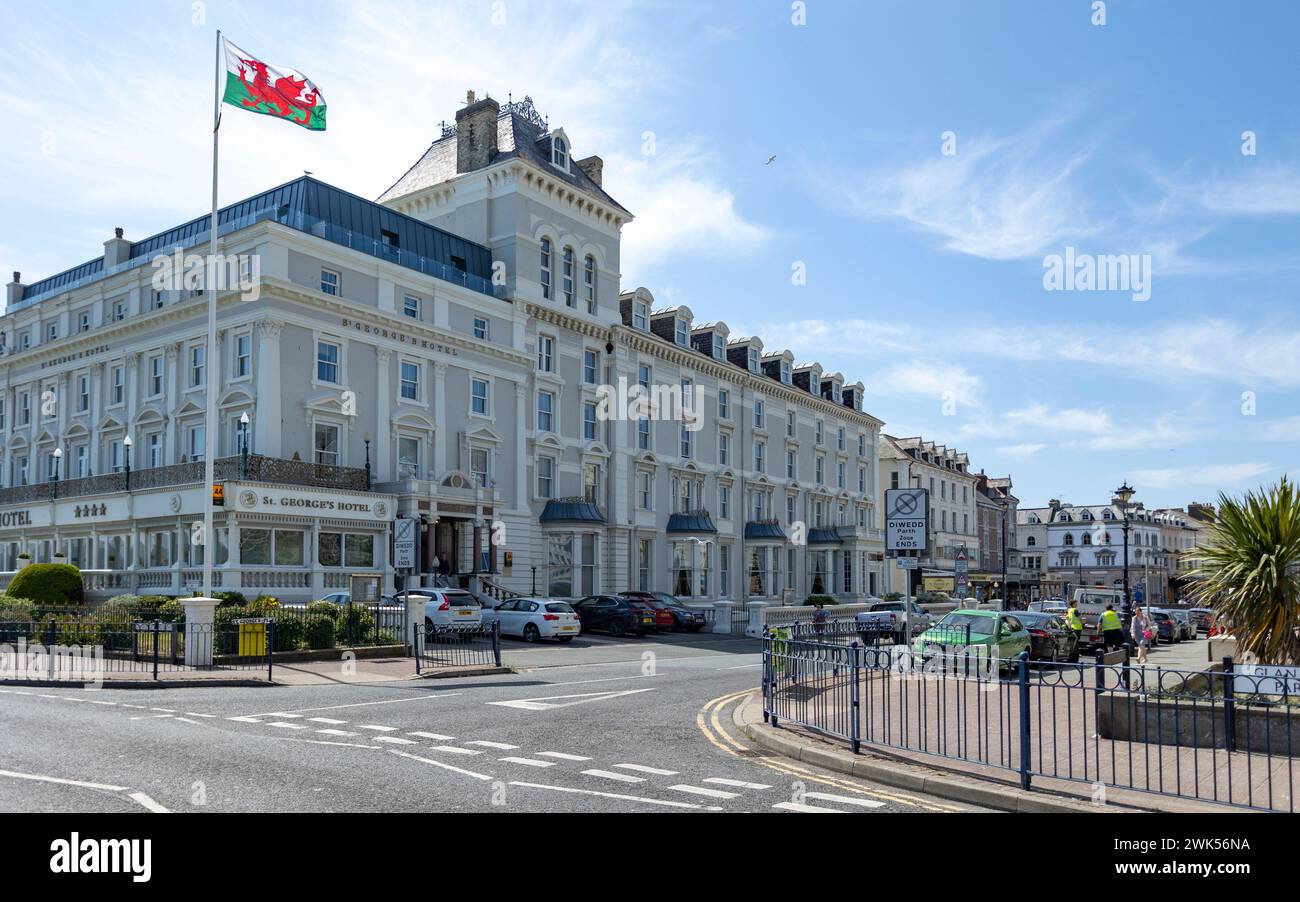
0, 769, 127, 792
669, 784, 740, 799
803, 792, 886, 809
149, 708, 177, 713
278, 737, 382, 750
407, 732, 455, 741
308, 717, 348, 725
356, 725, 397, 732
508, 781, 721, 811
773, 801, 846, 813
613, 763, 677, 776
536, 752, 591, 762
316, 729, 360, 737
581, 769, 645, 784
488, 688, 656, 711
263, 712, 304, 718
227, 716, 265, 723
704, 778, 772, 790
128, 792, 170, 813
374, 736, 419, 745
87, 700, 118, 706
175, 717, 205, 726
429, 746, 482, 756
267, 722, 307, 730
498, 757, 557, 768
130, 714, 173, 721
121, 704, 147, 709
717, 662, 762, 670
389, 750, 492, 781
184, 713, 217, 718
228, 692, 462, 720
465, 740, 518, 750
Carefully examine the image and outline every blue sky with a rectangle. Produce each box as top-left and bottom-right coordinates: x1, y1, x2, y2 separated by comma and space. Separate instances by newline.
1, 0, 1296, 509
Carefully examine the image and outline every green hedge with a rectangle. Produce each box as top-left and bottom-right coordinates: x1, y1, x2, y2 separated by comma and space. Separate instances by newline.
804, 595, 837, 606
7, 564, 84, 606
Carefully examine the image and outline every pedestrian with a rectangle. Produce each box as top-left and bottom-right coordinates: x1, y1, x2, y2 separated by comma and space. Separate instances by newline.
1130, 606, 1151, 665
1099, 603, 1125, 652
811, 601, 827, 637
1064, 598, 1084, 644
437, 552, 451, 578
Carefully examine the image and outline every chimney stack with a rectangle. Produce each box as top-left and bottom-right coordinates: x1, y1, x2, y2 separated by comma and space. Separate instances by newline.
104, 227, 132, 267
576, 155, 603, 187
6, 271, 22, 309
455, 91, 499, 174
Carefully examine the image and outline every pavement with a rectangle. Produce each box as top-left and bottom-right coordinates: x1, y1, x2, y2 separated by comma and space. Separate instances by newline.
0, 629, 989, 814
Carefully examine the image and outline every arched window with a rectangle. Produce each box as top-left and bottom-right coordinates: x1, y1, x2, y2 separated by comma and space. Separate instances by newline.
583, 255, 597, 314
1063, 533, 1074, 546
552, 136, 568, 169
1026, 536, 1037, 547
1082, 533, 1092, 545
539, 238, 552, 300
562, 246, 575, 308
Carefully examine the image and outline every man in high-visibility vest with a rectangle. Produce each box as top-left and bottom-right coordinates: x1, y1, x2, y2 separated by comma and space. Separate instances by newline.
1099, 604, 1125, 652
1064, 601, 1084, 640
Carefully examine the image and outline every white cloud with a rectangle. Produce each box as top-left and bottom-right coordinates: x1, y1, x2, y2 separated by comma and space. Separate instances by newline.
612, 139, 771, 281
1128, 463, 1276, 490
1190, 163, 1300, 216
1264, 416, 1300, 441
864, 361, 983, 408
811, 115, 1098, 260
995, 443, 1047, 461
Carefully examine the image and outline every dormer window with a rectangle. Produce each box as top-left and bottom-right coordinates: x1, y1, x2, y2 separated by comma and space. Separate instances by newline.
675, 319, 688, 346
832, 384, 841, 403
780, 361, 791, 384
712, 336, 724, 360
748, 348, 759, 373
633, 301, 649, 331
551, 135, 569, 170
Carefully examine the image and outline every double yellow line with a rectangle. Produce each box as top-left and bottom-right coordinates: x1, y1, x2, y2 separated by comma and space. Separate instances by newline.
697, 690, 964, 813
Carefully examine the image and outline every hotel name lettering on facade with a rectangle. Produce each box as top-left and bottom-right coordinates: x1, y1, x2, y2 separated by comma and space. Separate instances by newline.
40, 345, 111, 369
340, 318, 460, 356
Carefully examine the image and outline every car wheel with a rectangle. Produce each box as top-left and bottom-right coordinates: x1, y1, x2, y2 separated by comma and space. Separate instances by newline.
1068, 645, 1080, 664
608, 620, 627, 638
557, 636, 574, 643
523, 623, 541, 644
424, 617, 435, 639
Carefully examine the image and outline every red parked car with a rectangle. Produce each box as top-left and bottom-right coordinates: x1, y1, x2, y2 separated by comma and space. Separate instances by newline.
618, 594, 673, 632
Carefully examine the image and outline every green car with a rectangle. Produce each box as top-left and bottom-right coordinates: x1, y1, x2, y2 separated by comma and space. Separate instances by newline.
912, 610, 1031, 668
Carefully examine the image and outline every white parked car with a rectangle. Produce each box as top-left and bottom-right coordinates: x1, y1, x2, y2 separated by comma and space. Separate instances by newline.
482, 597, 580, 643
318, 592, 400, 607
421, 588, 483, 632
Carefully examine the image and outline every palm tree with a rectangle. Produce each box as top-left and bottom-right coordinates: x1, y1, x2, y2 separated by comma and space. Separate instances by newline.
1184, 477, 1300, 665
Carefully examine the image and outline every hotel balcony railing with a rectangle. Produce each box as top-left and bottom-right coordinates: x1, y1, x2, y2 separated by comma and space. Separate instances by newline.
0, 454, 371, 506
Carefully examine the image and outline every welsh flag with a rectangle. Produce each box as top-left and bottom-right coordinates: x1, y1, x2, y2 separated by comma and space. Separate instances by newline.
221, 37, 326, 131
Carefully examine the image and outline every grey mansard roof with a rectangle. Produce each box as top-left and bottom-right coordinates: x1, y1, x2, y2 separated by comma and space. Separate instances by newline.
377, 109, 629, 215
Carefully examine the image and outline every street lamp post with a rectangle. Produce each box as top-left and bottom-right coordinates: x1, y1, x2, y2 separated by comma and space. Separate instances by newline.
999, 501, 1008, 611
123, 435, 133, 490
239, 411, 251, 478
1115, 482, 1135, 630
50, 447, 63, 499
363, 433, 372, 491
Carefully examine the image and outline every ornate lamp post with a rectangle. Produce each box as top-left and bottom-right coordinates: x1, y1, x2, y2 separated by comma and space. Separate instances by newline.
239, 411, 251, 478
50, 447, 62, 499
123, 435, 133, 490
1115, 481, 1135, 628
363, 433, 372, 491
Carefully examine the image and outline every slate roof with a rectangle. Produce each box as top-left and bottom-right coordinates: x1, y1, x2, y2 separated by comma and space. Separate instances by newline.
377, 109, 629, 215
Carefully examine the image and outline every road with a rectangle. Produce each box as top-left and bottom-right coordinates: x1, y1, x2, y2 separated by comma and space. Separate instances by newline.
0, 630, 984, 814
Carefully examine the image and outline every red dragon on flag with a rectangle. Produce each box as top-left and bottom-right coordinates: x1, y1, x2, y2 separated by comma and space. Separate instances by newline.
221, 38, 327, 131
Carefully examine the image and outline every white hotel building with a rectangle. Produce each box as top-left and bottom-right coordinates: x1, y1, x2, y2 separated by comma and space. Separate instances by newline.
0, 93, 885, 604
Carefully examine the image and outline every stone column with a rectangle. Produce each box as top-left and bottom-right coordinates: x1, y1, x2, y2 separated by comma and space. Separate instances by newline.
405, 592, 427, 653
433, 362, 447, 478
180, 596, 221, 667
376, 348, 391, 481
513, 381, 526, 509
164, 344, 179, 462
255, 320, 283, 457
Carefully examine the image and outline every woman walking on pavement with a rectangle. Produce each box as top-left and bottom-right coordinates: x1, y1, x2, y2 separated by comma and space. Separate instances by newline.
1130, 606, 1151, 665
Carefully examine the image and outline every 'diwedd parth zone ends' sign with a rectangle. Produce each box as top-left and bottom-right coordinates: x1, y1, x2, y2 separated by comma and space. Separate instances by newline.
885, 488, 929, 552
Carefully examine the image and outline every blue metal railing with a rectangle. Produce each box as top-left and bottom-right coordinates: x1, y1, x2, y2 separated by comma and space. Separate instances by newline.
763, 635, 1298, 812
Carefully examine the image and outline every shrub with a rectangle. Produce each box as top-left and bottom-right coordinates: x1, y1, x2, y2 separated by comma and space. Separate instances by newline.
336, 605, 376, 644
214, 591, 248, 607
305, 600, 342, 620
247, 595, 281, 617
47, 615, 103, 647
804, 594, 837, 606
7, 564, 84, 606
883, 592, 903, 602
157, 600, 186, 624
301, 614, 336, 650
0, 596, 35, 618
376, 628, 398, 646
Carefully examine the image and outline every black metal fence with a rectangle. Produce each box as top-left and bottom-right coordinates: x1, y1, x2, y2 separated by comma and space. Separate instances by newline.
763, 634, 1298, 812
413, 622, 502, 672
0, 618, 273, 680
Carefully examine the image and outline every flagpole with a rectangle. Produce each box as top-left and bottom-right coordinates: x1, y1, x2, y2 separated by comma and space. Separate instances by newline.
202, 28, 222, 599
